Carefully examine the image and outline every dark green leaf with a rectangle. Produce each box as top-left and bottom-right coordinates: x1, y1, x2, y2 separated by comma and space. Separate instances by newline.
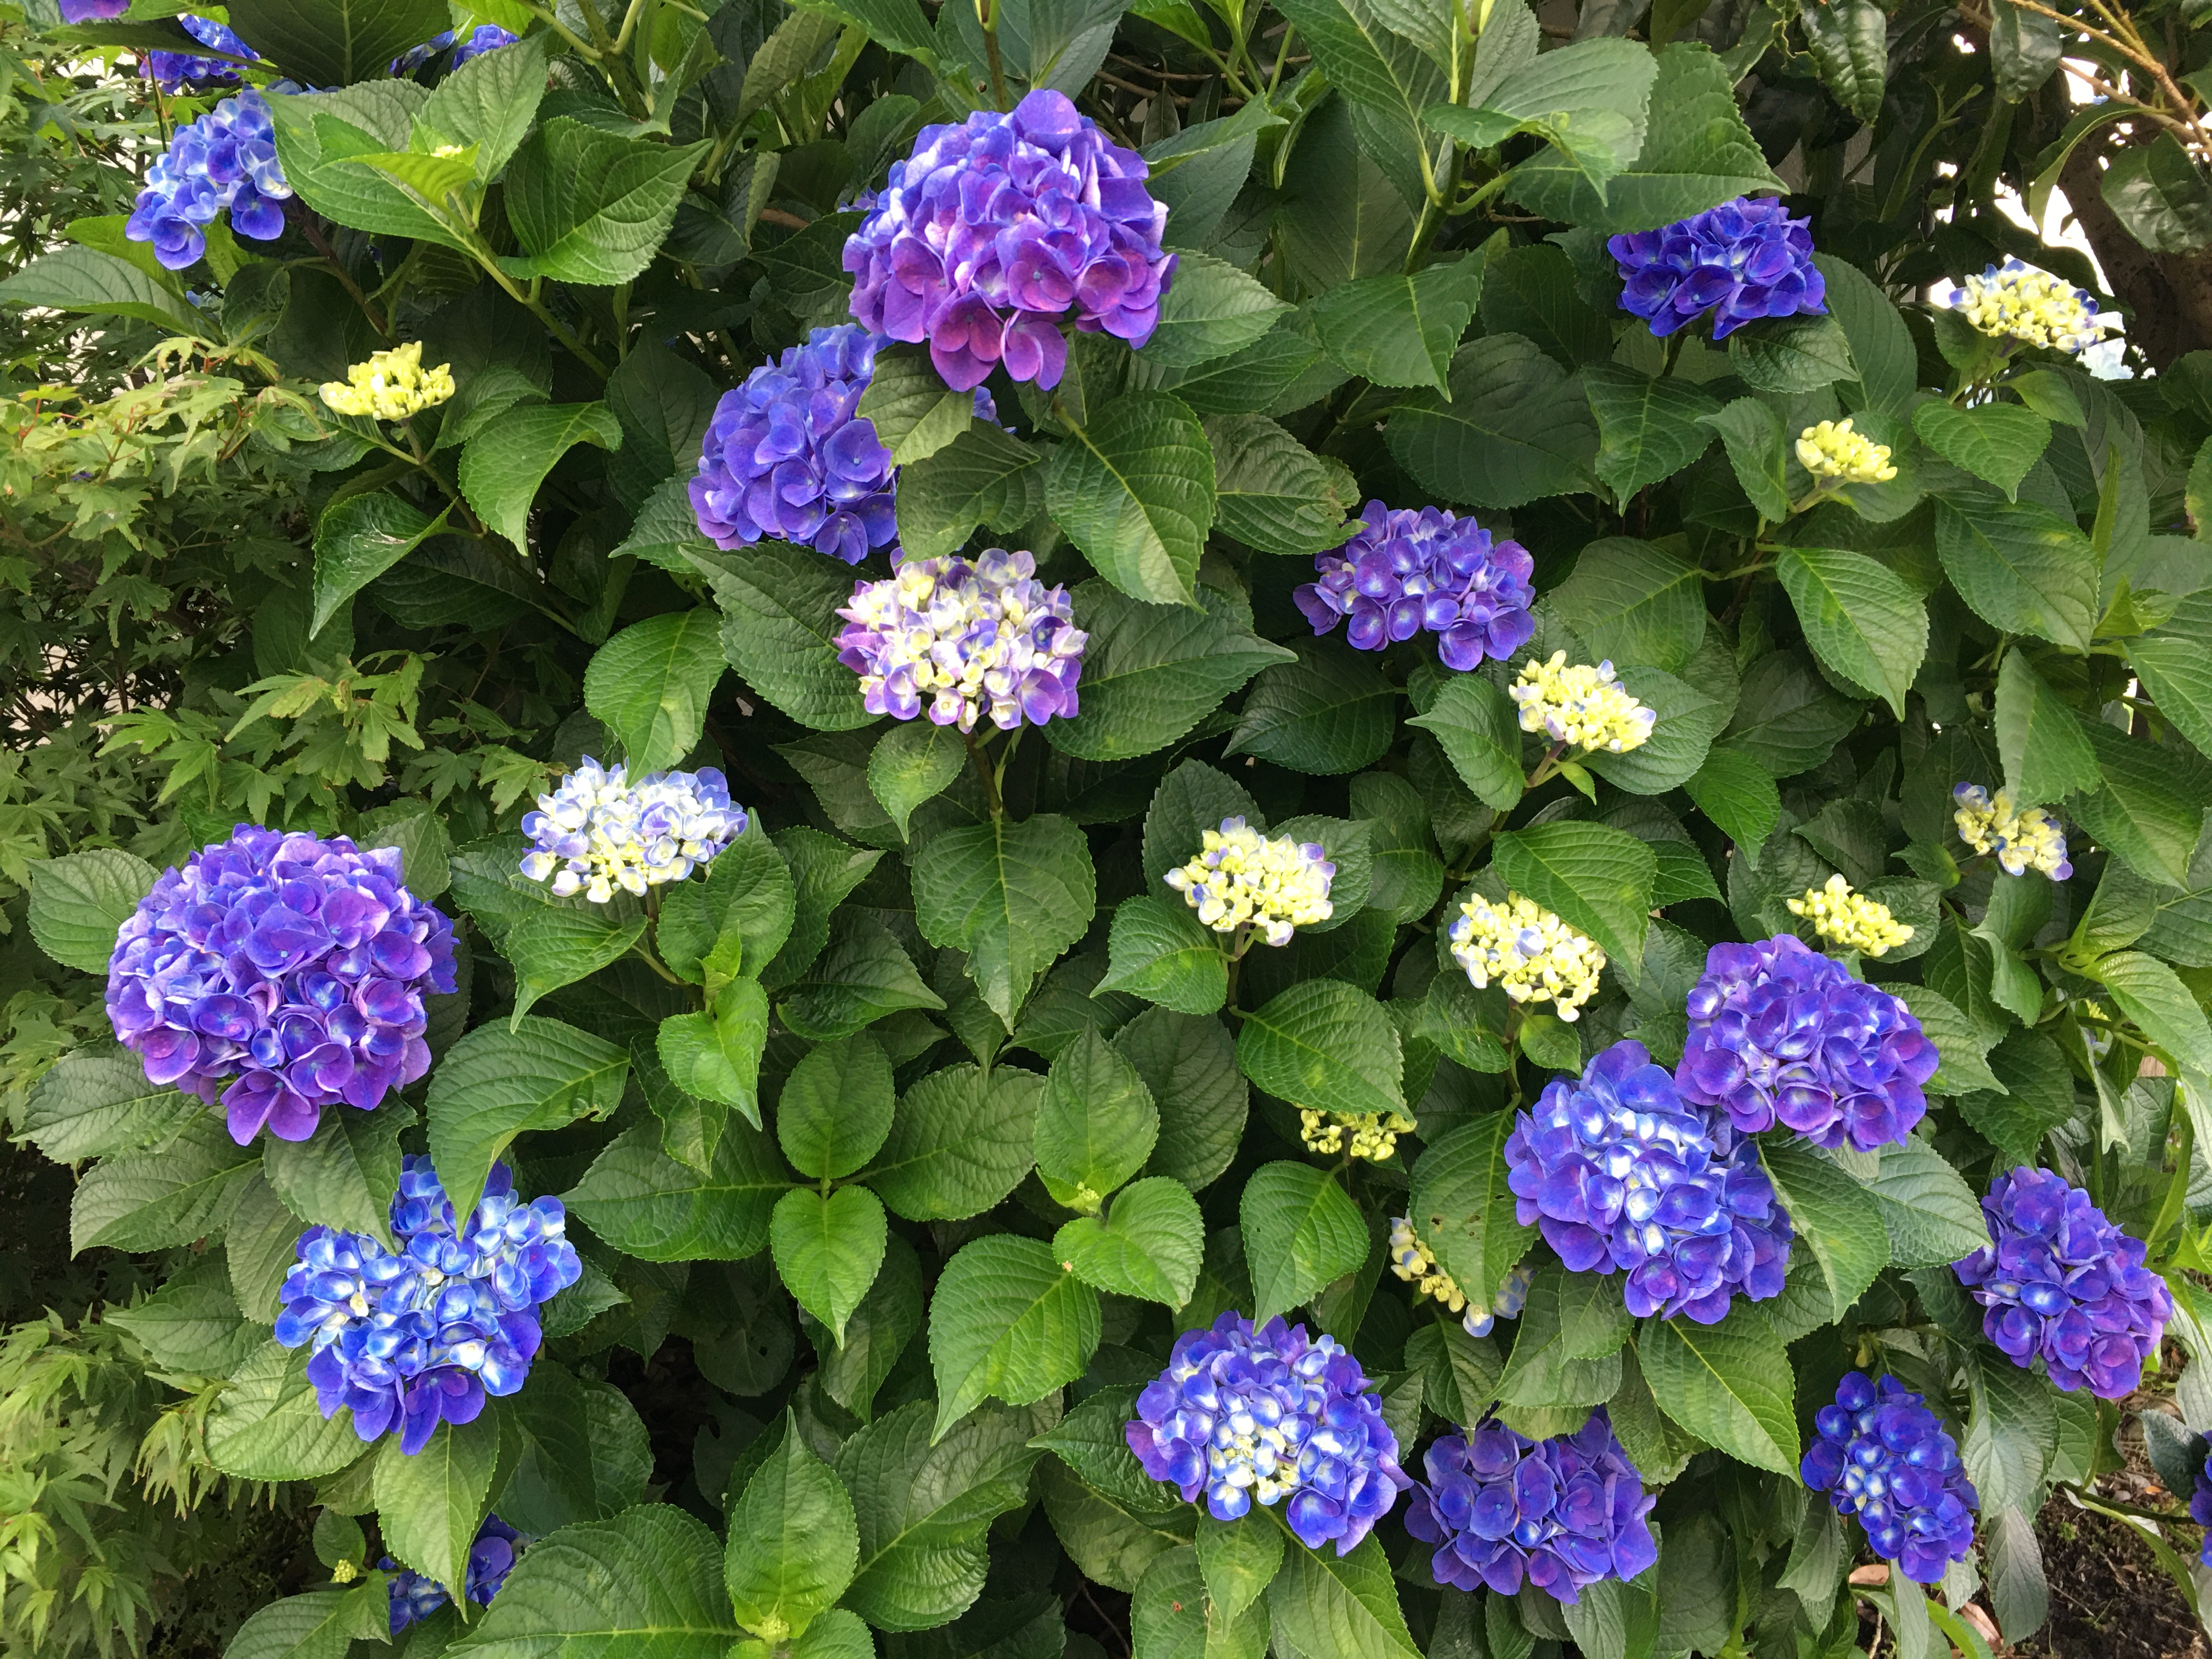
1046, 391, 1216, 607
1775, 546, 1929, 717
563, 1118, 786, 1260
1385, 335, 1599, 508
863, 1063, 1043, 1221
1049, 582, 1294, 763
929, 1234, 1101, 1439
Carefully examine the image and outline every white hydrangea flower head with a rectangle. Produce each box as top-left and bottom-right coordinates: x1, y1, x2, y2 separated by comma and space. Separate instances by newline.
1164, 816, 1334, 948
1952, 782, 2073, 881
518, 757, 747, 904
1797, 419, 1897, 484
1447, 891, 1606, 1020
1509, 652, 1656, 753
319, 341, 456, 422
1949, 259, 2113, 354
1302, 1109, 1415, 1161
1787, 873, 1915, 956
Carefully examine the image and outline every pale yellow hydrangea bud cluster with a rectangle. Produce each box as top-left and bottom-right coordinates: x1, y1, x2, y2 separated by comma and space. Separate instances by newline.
1509, 652, 1656, 754
1787, 873, 1915, 957
1948, 259, 2113, 354
1387, 1219, 1535, 1337
1796, 419, 1897, 484
1165, 816, 1335, 949
1301, 1109, 1416, 1161
318, 341, 456, 422
1447, 891, 1607, 1021
1953, 783, 2073, 881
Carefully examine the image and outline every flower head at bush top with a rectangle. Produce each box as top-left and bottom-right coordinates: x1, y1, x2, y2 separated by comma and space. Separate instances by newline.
1954, 1166, 2172, 1399
385, 1515, 523, 1632
836, 549, 1086, 731
1953, 783, 2073, 879
1125, 1311, 1409, 1553
1509, 653, 1655, 753
1787, 873, 1915, 957
319, 342, 456, 422
1802, 1372, 1978, 1583
394, 24, 519, 72
1293, 502, 1535, 669
518, 758, 747, 903
1448, 890, 1606, 1020
690, 325, 994, 565
844, 88, 1173, 391
125, 89, 291, 270
144, 15, 257, 89
1389, 1218, 1533, 1337
1506, 1040, 1793, 1323
1796, 418, 1898, 484
1164, 816, 1334, 947
105, 826, 458, 1144
1404, 1410, 1658, 1602
1609, 196, 1826, 339
275, 1158, 580, 1454
1949, 258, 2114, 353
1677, 935, 1938, 1152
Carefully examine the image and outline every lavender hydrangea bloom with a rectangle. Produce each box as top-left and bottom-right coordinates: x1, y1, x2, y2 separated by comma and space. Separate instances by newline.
125, 90, 291, 271
1953, 1166, 2172, 1400
1505, 1040, 1793, 1324
1608, 197, 1826, 340
394, 24, 518, 71
274, 1158, 580, 1455
844, 88, 1174, 391
105, 826, 457, 1146
1293, 503, 1536, 670
1802, 1372, 1978, 1584
385, 1514, 524, 1632
518, 758, 746, 903
1124, 1311, 1410, 1554
1404, 1410, 1657, 1602
1675, 936, 1938, 1154
689, 325, 993, 563
2191, 1454, 2212, 1565
144, 14, 258, 89
59, 0, 129, 19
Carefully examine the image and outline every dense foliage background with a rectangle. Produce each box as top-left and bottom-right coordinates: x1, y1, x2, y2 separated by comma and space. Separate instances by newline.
12, 0, 2212, 1650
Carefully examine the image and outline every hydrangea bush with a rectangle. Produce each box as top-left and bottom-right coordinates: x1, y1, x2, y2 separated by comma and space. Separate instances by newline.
15, 0, 2212, 1650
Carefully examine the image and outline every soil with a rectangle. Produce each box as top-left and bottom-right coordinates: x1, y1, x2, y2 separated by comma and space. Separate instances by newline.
2016, 1503, 2207, 1659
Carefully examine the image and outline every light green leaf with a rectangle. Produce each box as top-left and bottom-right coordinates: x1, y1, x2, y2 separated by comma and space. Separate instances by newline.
1407, 674, 1526, 812
2127, 592, 2212, 761
2096, 949, 2212, 1073
206, 1340, 373, 1481
1237, 980, 1404, 1119
16, 1045, 201, 1164
1097, 896, 1231, 1016
1855, 1136, 1994, 1267
1054, 1176, 1205, 1308
28, 847, 157, 975
855, 342, 978, 466
458, 402, 623, 552
446, 1505, 739, 1659
1729, 315, 1858, 393
69, 1115, 256, 1253
911, 813, 1097, 1024
310, 492, 441, 635
1757, 1141, 1890, 1324
1046, 391, 1216, 607
1700, 398, 1791, 521
777, 1033, 896, 1182
1035, 1027, 1161, 1210
1265, 1531, 1420, 1659
725, 1416, 859, 1643
1775, 545, 1929, 718
1239, 1160, 1370, 1325
929, 1234, 1102, 1440
374, 1415, 499, 1597
863, 1063, 1043, 1222
502, 907, 647, 1024
1493, 821, 1658, 966
106, 1255, 260, 1375
867, 720, 966, 839
583, 609, 725, 775
502, 120, 708, 285
1912, 402, 2052, 500
1408, 1112, 1539, 1310
0, 245, 205, 334
772, 1186, 887, 1347
262, 1103, 411, 1251
893, 423, 1046, 561
427, 1018, 629, 1218
218, 1585, 388, 1659
1548, 536, 1707, 672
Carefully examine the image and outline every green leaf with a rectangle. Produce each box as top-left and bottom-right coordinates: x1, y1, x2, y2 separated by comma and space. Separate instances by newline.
1309, 256, 1483, 393
1227, 638, 1398, 775
867, 720, 966, 840
1494, 1265, 1627, 1410
1548, 536, 1707, 672
1684, 747, 1782, 864
1048, 582, 1294, 763
771, 1187, 888, 1346
262, 1104, 410, 1251
1385, 335, 1599, 509
1131, 321, 1325, 415
417, 27, 549, 176
911, 813, 1097, 1024
310, 491, 441, 636
1721, 649, 1863, 777
2101, 132, 2212, 254
1855, 1136, 1994, 1266
106, 1254, 260, 1375
2074, 721, 2212, 888
1757, 1141, 1889, 1324
1638, 1306, 1798, 1475
725, 1415, 859, 1643
206, 1340, 373, 1481
1408, 1111, 1540, 1310
1934, 496, 2098, 654
28, 847, 157, 975
16, 1045, 202, 1163
1888, 981, 2004, 1094
1142, 251, 1292, 368
459, 402, 624, 552
930, 1234, 1102, 1440
1205, 415, 1356, 557
1580, 665, 1724, 795
503, 907, 648, 1024
426, 1017, 629, 1219
776, 912, 946, 1041
1035, 1028, 1161, 1209
1046, 391, 1216, 607
374, 1414, 498, 1597
1493, 821, 1658, 966
227, 1178, 303, 1325
447, 1505, 739, 1659
70, 1115, 256, 1253
1407, 669, 1527, 812
1912, 403, 2052, 499
699, 542, 876, 730
562, 1118, 785, 1261
1775, 546, 1929, 718
1239, 1160, 1370, 1325
1269, 0, 1444, 215
657, 826, 795, 988
1237, 980, 1404, 1119
499, 1365, 653, 1536
221, 0, 443, 89
2096, 949, 2212, 1072
1813, 255, 1918, 416
1431, 36, 1657, 192
777, 1033, 896, 1182
503, 120, 708, 285
855, 343, 979, 467
1196, 1512, 1284, 1623
2126, 592, 2212, 761
355, 800, 452, 900
1054, 1176, 1205, 1308
1265, 1531, 1420, 1659
220, 1584, 390, 1659
864, 1062, 1043, 1222
0, 244, 200, 332
1098, 896, 1231, 1015
657, 979, 770, 1122
1133, 1545, 1268, 1659
1582, 363, 1720, 502
1728, 314, 1859, 393
893, 423, 1046, 561
583, 610, 724, 775
1994, 648, 2102, 806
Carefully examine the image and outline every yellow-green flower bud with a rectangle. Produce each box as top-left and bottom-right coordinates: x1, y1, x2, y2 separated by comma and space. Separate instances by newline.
1787, 873, 1914, 957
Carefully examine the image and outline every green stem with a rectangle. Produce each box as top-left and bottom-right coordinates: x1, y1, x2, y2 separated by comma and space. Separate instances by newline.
965, 726, 1005, 818
977, 0, 1013, 110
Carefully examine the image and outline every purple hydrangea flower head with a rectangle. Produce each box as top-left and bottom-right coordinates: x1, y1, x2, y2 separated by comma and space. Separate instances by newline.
394, 24, 519, 71
1124, 1311, 1410, 1554
1608, 196, 1826, 340
144, 14, 258, 89
59, 0, 128, 19
1953, 1166, 2172, 1400
385, 1514, 525, 1632
105, 826, 457, 1146
836, 548, 1086, 731
518, 758, 747, 903
1293, 502, 1535, 670
689, 324, 994, 563
1801, 1372, 1978, 1584
2191, 1453, 2212, 1565
1675, 935, 1938, 1153
1505, 1040, 1792, 1323
1403, 1409, 1657, 1602
843, 88, 1175, 391
125, 89, 291, 270
274, 1159, 580, 1455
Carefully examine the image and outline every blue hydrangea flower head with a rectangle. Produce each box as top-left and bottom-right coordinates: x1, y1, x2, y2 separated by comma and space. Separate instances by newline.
1293, 502, 1535, 669
1608, 196, 1826, 339
394, 24, 519, 71
1404, 1409, 1657, 1602
518, 758, 747, 903
2191, 1452, 2212, 1565
844, 88, 1174, 391
144, 15, 259, 89
1676, 935, 1938, 1153
1505, 1040, 1792, 1323
1954, 1166, 2172, 1400
105, 826, 458, 1145
385, 1514, 524, 1631
1124, 1310, 1410, 1554
59, 0, 128, 18
1801, 1372, 1977, 1584
126, 90, 292, 270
